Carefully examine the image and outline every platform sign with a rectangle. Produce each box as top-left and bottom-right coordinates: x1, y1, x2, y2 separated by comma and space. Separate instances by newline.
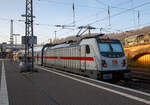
29, 36, 37, 44
22, 36, 28, 44
22, 36, 37, 44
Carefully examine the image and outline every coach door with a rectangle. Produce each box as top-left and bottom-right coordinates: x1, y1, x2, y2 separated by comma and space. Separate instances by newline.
81, 45, 86, 72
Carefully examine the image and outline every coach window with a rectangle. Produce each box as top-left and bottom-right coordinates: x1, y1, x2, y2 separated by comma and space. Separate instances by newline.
86, 45, 90, 54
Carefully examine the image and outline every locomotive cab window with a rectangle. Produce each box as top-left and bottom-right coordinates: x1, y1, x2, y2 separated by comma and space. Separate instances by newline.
98, 39, 125, 58
86, 45, 90, 54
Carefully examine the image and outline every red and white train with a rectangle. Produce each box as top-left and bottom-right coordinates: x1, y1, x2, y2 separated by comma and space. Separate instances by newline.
30, 36, 131, 80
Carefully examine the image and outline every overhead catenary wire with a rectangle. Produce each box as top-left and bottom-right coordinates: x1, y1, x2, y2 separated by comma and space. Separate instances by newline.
28, 0, 150, 45
35, 0, 149, 30
53, 1, 150, 42
1, 0, 148, 44
130, 0, 136, 28
37, 0, 106, 10
0, 17, 55, 28
88, 1, 150, 25
1, 1, 149, 30
95, 0, 138, 11
53, 0, 145, 32
37, 0, 136, 28
95, 0, 107, 7
46, 1, 128, 34
36, 0, 106, 33
31, 0, 147, 33
112, 22, 150, 33
0, 17, 10, 21
59, 2, 150, 40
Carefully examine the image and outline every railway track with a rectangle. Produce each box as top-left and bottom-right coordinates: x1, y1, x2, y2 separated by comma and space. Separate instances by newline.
132, 75, 150, 84
128, 67, 150, 81
114, 67, 150, 93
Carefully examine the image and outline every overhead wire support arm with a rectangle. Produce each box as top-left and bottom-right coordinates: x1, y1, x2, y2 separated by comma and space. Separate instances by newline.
55, 24, 75, 30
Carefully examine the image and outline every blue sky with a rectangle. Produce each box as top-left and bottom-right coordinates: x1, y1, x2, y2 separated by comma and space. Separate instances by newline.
0, 0, 150, 44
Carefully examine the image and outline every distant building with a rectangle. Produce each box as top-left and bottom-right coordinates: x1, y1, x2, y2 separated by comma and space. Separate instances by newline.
0, 42, 24, 58
124, 33, 150, 46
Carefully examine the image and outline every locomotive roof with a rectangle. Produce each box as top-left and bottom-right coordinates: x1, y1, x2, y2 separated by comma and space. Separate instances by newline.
45, 37, 120, 49
96, 38, 121, 43
48, 42, 80, 49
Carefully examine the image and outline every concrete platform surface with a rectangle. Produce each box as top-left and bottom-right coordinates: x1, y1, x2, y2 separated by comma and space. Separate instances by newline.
0, 60, 150, 105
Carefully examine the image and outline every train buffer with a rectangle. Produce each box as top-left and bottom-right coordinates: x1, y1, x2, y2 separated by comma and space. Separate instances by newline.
0, 60, 150, 105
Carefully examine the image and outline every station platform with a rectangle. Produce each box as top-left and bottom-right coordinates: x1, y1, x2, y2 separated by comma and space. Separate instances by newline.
0, 60, 150, 105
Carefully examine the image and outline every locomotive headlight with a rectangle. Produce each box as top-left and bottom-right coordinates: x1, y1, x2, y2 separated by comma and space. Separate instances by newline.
121, 59, 126, 67
102, 60, 107, 67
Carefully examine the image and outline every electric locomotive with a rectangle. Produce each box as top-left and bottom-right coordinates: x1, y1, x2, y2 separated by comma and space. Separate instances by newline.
33, 36, 131, 80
